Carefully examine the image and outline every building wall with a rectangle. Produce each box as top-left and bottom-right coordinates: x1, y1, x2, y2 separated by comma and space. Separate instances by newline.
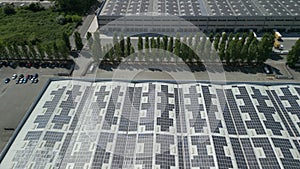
97, 15, 300, 33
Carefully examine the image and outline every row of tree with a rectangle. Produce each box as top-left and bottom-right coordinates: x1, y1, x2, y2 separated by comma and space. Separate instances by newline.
0, 32, 72, 61
89, 32, 274, 65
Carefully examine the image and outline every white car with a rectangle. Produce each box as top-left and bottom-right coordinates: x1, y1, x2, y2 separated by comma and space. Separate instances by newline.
12, 74, 17, 80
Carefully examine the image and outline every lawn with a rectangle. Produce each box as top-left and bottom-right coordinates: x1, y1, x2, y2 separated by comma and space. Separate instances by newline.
0, 8, 78, 46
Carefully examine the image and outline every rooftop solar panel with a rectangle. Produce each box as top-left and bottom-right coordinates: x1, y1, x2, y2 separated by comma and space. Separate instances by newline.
1, 80, 300, 168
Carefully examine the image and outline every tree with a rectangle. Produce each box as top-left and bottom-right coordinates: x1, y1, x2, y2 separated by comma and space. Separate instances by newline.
241, 32, 248, 45
62, 32, 71, 51
287, 39, 300, 67
130, 46, 135, 55
21, 43, 29, 59
163, 35, 168, 50
37, 43, 45, 60
3, 4, 16, 15
120, 33, 125, 58
138, 35, 143, 51
204, 39, 211, 61
145, 36, 150, 49
168, 37, 174, 53
28, 43, 37, 60
257, 33, 272, 64
45, 44, 53, 60
156, 36, 161, 48
91, 32, 102, 61
74, 31, 83, 50
12, 43, 21, 59
214, 33, 221, 51
86, 32, 92, 40
246, 31, 255, 46
194, 33, 201, 50
114, 43, 121, 61
219, 43, 226, 62
113, 32, 118, 45
174, 34, 181, 58
181, 36, 188, 61
53, 0, 97, 15
227, 33, 234, 49
52, 42, 60, 59
0, 43, 9, 59
151, 37, 156, 49
247, 38, 259, 65
188, 33, 193, 47
125, 36, 131, 57
234, 33, 240, 43
209, 33, 214, 43
240, 44, 248, 64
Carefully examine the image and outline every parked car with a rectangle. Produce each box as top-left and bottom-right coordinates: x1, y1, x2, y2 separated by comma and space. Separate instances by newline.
12, 74, 17, 80
4, 78, 10, 84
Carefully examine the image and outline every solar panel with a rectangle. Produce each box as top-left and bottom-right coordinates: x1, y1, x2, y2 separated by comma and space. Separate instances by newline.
1, 81, 300, 169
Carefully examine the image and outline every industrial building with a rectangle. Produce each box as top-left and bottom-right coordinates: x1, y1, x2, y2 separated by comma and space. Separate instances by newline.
1, 79, 300, 168
97, 0, 300, 33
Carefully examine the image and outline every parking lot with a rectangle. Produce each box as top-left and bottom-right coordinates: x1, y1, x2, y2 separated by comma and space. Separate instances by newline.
0, 65, 70, 152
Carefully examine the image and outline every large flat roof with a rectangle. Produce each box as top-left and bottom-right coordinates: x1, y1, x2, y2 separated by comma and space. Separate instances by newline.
99, 0, 300, 16
1, 80, 300, 168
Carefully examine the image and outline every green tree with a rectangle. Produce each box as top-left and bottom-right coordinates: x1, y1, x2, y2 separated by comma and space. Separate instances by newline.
214, 33, 221, 51
37, 44, 45, 60
21, 43, 29, 59
53, 42, 60, 59
234, 33, 240, 43
241, 32, 248, 45
204, 39, 211, 61
188, 33, 193, 47
168, 37, 174, 53
91, 32, 102, 61
181, 36, 188, 61
240, 44, 248, 64
145, 36, 150, 49
130, 46, 135, 55
257, 33, 272, 64
219, 43, 226, 62
86, 32, 92, 40
163, 35, 168, 50
12, 43, 21, 59
174, 34, 181, 58
125, 36, 131, 57
151, 37, 156, 49
138, 35, 143, 51
113, 32, 118, 45
247, 38, 259, 65
194, 33, 200, 50
120, 33, 125, 58
3, 4, 16, 15
246, 31, 255, 46
209, 33, 214, 43
62, 32, 71, 51
0, 43, 9, 59
74, 31, 83, 50
287, 39, 300, 67
28, 43, 37, 60
156, 36, 161, 48
227, 33, 234, 49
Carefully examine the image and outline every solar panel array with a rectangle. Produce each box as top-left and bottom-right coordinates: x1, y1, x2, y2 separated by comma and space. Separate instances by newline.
100, 0, 300, 16
1, 80, 300, 169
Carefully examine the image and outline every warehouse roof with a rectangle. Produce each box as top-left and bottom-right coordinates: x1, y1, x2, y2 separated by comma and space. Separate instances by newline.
99, 0, 300, 16
1, 80, 300, 168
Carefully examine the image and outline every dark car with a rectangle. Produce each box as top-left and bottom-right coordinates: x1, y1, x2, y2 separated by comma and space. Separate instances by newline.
25, 62, 32, 68
34, 73, 38, 79
19, 74, 24, 78
4, 78, 10, 84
